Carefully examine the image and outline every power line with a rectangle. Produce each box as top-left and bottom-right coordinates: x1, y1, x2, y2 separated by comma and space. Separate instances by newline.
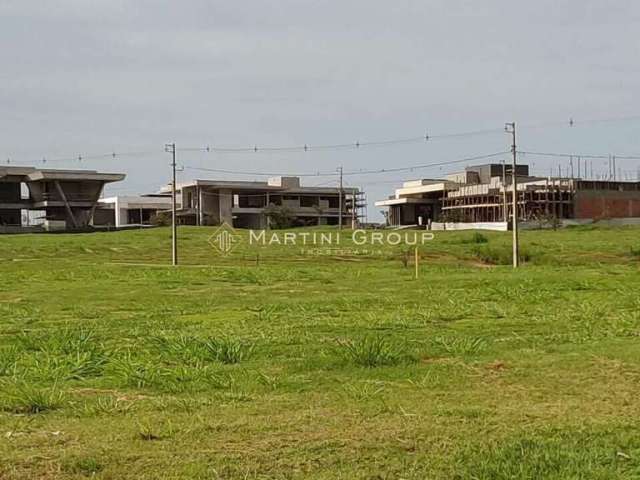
3, 149, 160, 166
518, 114, 640, 131
182, 166, 335, 177
342, 151, 507, 175
176, 128, 505, 155
519, 150, 640, 160
182, 151, 508, 179
5, 113, 640, 165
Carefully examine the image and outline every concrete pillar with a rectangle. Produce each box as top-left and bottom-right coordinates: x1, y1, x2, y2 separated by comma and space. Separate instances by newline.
218, 189, 233, 225
198, 187, 204, 226
200, 189, 219, 225
114, 197, 121, 227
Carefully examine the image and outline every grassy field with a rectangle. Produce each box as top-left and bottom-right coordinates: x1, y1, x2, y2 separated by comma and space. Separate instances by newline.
0, 225, 639, 479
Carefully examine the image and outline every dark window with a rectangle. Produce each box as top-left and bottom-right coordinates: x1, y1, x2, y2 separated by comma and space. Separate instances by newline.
300, 196, 319, 207
327, 196, 339, 208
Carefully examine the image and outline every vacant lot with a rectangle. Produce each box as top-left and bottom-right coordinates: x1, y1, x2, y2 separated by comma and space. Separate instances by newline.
0, 226, 639, 479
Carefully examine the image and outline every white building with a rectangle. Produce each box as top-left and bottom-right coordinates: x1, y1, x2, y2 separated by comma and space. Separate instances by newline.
94, 194, 173, 227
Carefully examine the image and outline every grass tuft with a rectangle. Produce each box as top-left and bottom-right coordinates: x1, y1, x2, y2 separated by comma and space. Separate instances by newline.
202, 337, 254, 364
62, 456, 104, 476
339, 336, 407, 367
433, 336, 488, 355
0, 382, 66, 414
0, 346, 19, 377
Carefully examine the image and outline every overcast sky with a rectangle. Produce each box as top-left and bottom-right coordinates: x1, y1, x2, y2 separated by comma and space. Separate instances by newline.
2, 0, 639, 219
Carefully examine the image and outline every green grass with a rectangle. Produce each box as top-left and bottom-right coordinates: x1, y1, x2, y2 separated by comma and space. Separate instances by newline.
0, 225, 639, 478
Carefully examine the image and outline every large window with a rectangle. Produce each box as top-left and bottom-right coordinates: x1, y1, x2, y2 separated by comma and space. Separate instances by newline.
300, 196, 319, 207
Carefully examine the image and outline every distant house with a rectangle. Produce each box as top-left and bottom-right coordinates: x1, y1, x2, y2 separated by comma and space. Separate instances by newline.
376, 162, 640, 228
165, 176, 365, 228
94, 194, 173, 227
0, 166, 125, 232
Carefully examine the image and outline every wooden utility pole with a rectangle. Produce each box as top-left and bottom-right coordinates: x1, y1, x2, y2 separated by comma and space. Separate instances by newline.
505, 122, 519, 268
165, 143, 178, 266
338, 166, 343, 230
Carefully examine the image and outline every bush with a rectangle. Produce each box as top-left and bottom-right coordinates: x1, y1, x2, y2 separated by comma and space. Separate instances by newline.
264, 205, 294, 229
150, 211, 171, 226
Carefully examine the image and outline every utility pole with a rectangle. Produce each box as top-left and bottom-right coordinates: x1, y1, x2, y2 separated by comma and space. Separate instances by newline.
505, 122, 519, 268
165, 143, 178, 266
338, 166, 343, 230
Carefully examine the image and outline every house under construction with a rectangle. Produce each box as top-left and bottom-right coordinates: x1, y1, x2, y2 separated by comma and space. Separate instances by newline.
376, 163, 640, 227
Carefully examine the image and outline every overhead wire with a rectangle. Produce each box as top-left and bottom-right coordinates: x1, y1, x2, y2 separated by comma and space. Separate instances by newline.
4, 113, 640, 165
181, 151, 509, 179
518, 150, 640, 160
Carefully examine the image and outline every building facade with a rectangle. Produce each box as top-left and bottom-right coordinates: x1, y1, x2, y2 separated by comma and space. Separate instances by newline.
167, 176, 364, 228
95, 195, 173, 227
376, 163, 640, 227
0, 166, 125, 232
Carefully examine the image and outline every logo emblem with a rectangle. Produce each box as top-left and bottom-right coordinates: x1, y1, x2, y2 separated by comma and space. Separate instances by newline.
208, 222, 240, 255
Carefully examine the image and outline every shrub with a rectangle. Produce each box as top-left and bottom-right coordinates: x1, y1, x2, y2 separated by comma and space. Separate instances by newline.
150, 211, 171, 226
264, 205, 294, 229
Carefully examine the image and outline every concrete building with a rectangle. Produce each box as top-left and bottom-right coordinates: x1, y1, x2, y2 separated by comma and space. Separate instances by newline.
0, 166, 125, 232
95, 194, 173, 227
166, 176, 364, 228
376, 162, 640, 228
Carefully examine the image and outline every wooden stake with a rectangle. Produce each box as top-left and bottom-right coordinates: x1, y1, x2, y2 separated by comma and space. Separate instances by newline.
414, 246, 419, 279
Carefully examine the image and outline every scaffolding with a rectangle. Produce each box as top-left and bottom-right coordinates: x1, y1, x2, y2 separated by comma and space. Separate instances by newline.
345, 190, 367, 227
441, 179, 576, 222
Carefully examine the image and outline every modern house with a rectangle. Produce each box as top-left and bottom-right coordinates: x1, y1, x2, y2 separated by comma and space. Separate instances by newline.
165, 176, 365, 228
376, 162, 640, 228
94, 194, 173, 227
0, 166, 125, 232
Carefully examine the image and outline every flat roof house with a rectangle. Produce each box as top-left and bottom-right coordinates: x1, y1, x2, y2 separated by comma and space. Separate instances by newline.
164, 176, 365, 228
0, 166, 125, 232
95, 194, 173, 227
